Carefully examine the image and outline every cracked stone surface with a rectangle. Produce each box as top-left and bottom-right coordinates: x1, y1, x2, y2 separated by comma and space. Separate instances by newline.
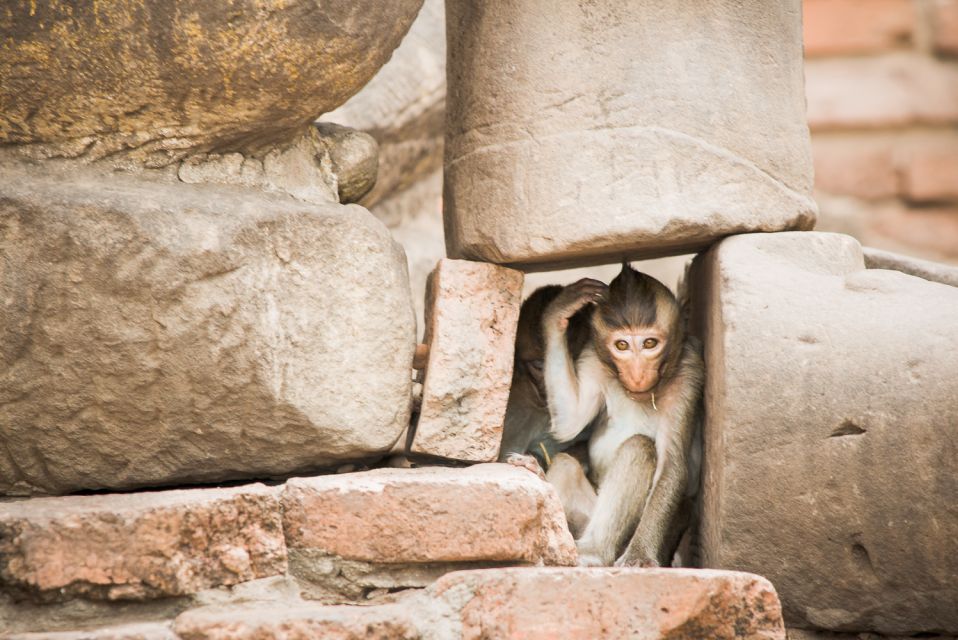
689, 232, 958, 635
443, 0, 815, 268
0, 160, 415, 495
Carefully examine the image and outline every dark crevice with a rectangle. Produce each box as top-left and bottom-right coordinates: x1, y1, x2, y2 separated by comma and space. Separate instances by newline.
830, 420, 866, 438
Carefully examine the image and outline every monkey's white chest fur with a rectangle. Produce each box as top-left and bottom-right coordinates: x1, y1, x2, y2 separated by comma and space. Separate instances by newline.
588, 378, 662, 481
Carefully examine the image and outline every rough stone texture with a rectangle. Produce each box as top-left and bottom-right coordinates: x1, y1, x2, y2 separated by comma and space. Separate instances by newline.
803, 0, 914, 56
788, 630, 957, 640
0, 161, 415, 495
805, 54, 958, 131
9, 623, 177, 640
412, 259, 523, 462
0, 0, 423, 164
429, 568, 785, 640
863, 247, 958, 288
174, 601, 420, 640
321, 0, 445, 208
0, 485, 286, 602
313, 123, 379, 204
281, 464, 576, 567
443, 0, 815, 269
689, 232, 958, 635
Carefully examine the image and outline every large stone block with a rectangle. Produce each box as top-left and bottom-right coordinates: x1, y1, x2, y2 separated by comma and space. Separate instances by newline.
0, 162, 415, 495
412, 259, 523, 462
0, 484, 286, 602
281, 464, 575, 566
0, 0, 423, 164
443, 0, 815, 269
690, 232, 958, 634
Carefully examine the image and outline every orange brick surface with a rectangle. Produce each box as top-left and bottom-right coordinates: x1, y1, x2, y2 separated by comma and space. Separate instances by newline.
932, 0, 958, 54
804, 0, 915, 56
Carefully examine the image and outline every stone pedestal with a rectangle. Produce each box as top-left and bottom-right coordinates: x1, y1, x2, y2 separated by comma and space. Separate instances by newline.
443, 0, 816, 269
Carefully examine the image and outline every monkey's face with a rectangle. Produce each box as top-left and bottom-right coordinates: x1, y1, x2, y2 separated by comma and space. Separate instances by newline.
603, 327, 668, 394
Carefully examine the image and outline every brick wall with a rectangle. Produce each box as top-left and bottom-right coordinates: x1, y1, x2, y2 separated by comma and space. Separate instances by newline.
805, 0, 958, 264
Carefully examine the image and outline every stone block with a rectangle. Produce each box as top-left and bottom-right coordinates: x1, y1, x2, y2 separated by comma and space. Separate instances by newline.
0, 484, 286, 602
443, 0, 815, 268
803, 0, 914, 56
899, 136, 958, 202
281, 464, 576, 566
0, 162, 415, 495
862, 247, 958, 288
689, 232, 958, 634
428, 567, 785, 640
805, 54, 958, 131
0, 0, 423, 164
811, 134, 899, 200
412, 259, 523, 462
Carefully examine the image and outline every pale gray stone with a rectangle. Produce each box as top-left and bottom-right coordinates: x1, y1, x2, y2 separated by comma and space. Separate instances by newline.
0, 160, 415, 495
443, 0, 816, 268
863, 246, 958, 288
690, 232, 958, 635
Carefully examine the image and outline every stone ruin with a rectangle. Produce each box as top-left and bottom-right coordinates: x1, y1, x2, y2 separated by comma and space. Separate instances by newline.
1, 1, 956, 638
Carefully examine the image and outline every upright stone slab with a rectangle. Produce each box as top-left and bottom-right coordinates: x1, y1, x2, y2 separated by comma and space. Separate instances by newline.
0, 162, 416, 495
444, 0, 816, 269
412, 259, 523, 462
689, 232, 958, 635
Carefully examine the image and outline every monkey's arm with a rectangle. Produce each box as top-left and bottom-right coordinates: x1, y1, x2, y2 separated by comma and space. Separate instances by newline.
543, 337, 605, 443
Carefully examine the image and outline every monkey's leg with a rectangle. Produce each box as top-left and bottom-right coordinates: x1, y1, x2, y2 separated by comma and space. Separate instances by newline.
576, 435, 655, 566
545, 452, 597, 539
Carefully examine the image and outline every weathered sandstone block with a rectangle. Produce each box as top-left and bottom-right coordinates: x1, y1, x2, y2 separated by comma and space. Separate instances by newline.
444, 0, 815, 268
0, 0, 423, 163
863, 246, 958, 288
0, 162, 415, 495
0, 484, 286, 602
412, 259, 523, 462
428, 568, 786, 640
282, 464, 575, 566
690, 232, 958, 634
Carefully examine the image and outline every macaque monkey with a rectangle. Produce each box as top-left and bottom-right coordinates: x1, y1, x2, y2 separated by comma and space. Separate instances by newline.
542, 264, 703, 567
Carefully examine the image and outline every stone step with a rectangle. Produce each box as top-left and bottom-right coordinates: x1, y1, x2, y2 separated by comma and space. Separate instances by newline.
10, 568, 785, 639
0, 464, 572, 625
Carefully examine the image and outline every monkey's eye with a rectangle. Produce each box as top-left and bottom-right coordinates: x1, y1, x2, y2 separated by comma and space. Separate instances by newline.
643, 338, 658, 349
614, 340, 629, 351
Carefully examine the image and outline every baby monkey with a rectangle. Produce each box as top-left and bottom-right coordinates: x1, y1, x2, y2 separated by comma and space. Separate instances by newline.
541, 264, 703, 567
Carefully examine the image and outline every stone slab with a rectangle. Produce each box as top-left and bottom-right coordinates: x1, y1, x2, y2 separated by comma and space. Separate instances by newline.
411, 259, 523, 462
689, 232, 958, 634
281, 464, 575, 566
0, 161, 415, 495
443, 0, 815, 268
0, 485, 286, 602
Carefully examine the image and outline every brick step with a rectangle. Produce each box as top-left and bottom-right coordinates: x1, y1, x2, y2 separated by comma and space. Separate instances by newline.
0, 464, 573, 632
8, 568, 786, 640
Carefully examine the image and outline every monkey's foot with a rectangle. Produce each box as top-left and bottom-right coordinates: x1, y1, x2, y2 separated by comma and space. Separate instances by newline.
614, 552, 659, 568
504, 453, 546, 481
576, 552, 607, 567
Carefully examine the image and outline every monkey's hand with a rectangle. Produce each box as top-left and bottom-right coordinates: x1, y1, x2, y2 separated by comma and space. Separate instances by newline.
543, 278, 608, 333
614, 547, 660, 568
504, 453, 546, 481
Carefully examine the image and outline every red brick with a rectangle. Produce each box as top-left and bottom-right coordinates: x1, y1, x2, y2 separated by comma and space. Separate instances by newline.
803, 0, 914, 56
900, 135, 958, 202
932, 0, 958, 54
281, 464, 576, 566
805, 54, 958, 131
413, 258, 523, 462
430, 568, 786, 640
811, 134, 899, 199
